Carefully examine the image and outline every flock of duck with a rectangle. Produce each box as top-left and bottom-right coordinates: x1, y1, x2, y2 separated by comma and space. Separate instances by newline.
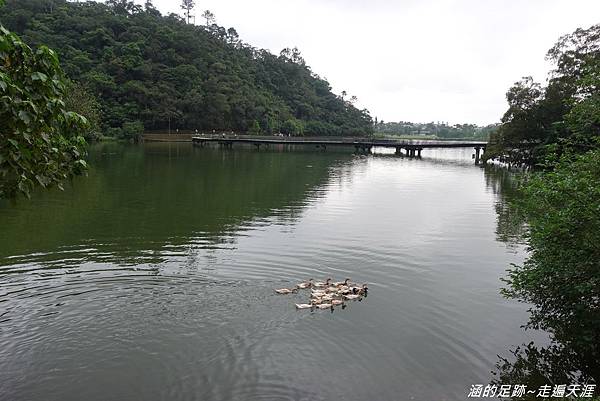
275, 278, 368, 310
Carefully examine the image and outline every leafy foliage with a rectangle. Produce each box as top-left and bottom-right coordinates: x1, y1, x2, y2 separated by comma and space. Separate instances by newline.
491, 23, 600, 391
486, 24, 600, 165
1, 0, 373, 136
498, 149, 600, 386
63, 79, 102, 140
492, 342, 585, 401
0, 26, 87, 199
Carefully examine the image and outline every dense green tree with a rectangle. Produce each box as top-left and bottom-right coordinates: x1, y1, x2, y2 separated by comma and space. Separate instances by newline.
493, 148, 600, 392
63, 79, 102, 140
486, 24, 600, 165
0, 26, 87, 199
489, 23, 600, 396
281, 118, 304, 136
1, 0, 373, 137
249, 119, 261, 135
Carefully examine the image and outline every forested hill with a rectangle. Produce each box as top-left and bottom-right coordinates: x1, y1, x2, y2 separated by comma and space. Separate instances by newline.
1, 0, 373, 137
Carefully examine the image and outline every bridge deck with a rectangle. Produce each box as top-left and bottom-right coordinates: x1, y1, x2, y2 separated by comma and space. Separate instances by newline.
191, 136, 487, 149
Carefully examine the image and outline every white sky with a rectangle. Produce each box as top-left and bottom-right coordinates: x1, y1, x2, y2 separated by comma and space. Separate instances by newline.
140, 0, 599, 125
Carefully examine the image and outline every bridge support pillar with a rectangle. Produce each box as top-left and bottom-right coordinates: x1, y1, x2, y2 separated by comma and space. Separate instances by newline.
417, 148, 422, 157
474, 147, 482, 164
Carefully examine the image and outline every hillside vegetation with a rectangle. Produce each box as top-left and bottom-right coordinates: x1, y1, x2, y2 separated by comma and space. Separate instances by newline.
1, 0, 373, 138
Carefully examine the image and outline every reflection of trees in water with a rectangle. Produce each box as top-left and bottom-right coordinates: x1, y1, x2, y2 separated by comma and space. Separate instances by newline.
0, 143, 351, 268
483, 165, 528, 248
487, 157, 599, 397
492, 342, 594, 400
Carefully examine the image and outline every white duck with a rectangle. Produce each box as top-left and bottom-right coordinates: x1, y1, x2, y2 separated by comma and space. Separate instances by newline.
275, 286, 299, 294
297, 279, 313, 289
333, 278, 351, 287
313, 278, 332, 288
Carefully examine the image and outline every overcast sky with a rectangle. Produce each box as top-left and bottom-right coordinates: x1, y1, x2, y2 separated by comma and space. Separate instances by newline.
140, 0, 598, 125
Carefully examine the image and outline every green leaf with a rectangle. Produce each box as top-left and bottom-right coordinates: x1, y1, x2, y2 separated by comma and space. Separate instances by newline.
31, 72, 48, 82
34, 175, 47, 187
0, 26, 88, 200
18, 110, 31, 124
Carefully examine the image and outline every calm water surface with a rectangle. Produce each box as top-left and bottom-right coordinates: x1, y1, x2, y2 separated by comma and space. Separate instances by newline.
0, 143, 541, 401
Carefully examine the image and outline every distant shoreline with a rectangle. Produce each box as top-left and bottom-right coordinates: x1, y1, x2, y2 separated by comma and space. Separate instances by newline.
140, 132, 486, 143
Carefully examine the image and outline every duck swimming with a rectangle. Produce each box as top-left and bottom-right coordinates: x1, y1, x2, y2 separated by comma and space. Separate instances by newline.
297, 279, 313, 289
313, 278, 332, 288
333, 278, 350, 287
349, 284, 368, 294
275, 277, 369, 310
275, 286, 299, 294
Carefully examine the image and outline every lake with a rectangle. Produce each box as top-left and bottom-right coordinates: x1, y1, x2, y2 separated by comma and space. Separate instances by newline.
0, 142, 542, 401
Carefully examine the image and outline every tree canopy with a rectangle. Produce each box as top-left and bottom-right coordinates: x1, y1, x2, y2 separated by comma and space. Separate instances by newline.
486, 24, 600, 166
486, 24, 600, 391
1, 0, 373, 137
493, 148, 600, 391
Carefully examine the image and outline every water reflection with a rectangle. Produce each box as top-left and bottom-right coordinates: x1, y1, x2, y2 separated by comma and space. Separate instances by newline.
0, 142, 350, 270
0, 144, 540, 401
483, 165, 528, 248
488, 166, 598, 398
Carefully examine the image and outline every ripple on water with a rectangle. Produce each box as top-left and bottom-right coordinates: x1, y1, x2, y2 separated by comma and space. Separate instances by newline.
0, 147, 533, 401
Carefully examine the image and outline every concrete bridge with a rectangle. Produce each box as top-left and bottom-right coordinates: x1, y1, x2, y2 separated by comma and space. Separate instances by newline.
192, 136, 488, 164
